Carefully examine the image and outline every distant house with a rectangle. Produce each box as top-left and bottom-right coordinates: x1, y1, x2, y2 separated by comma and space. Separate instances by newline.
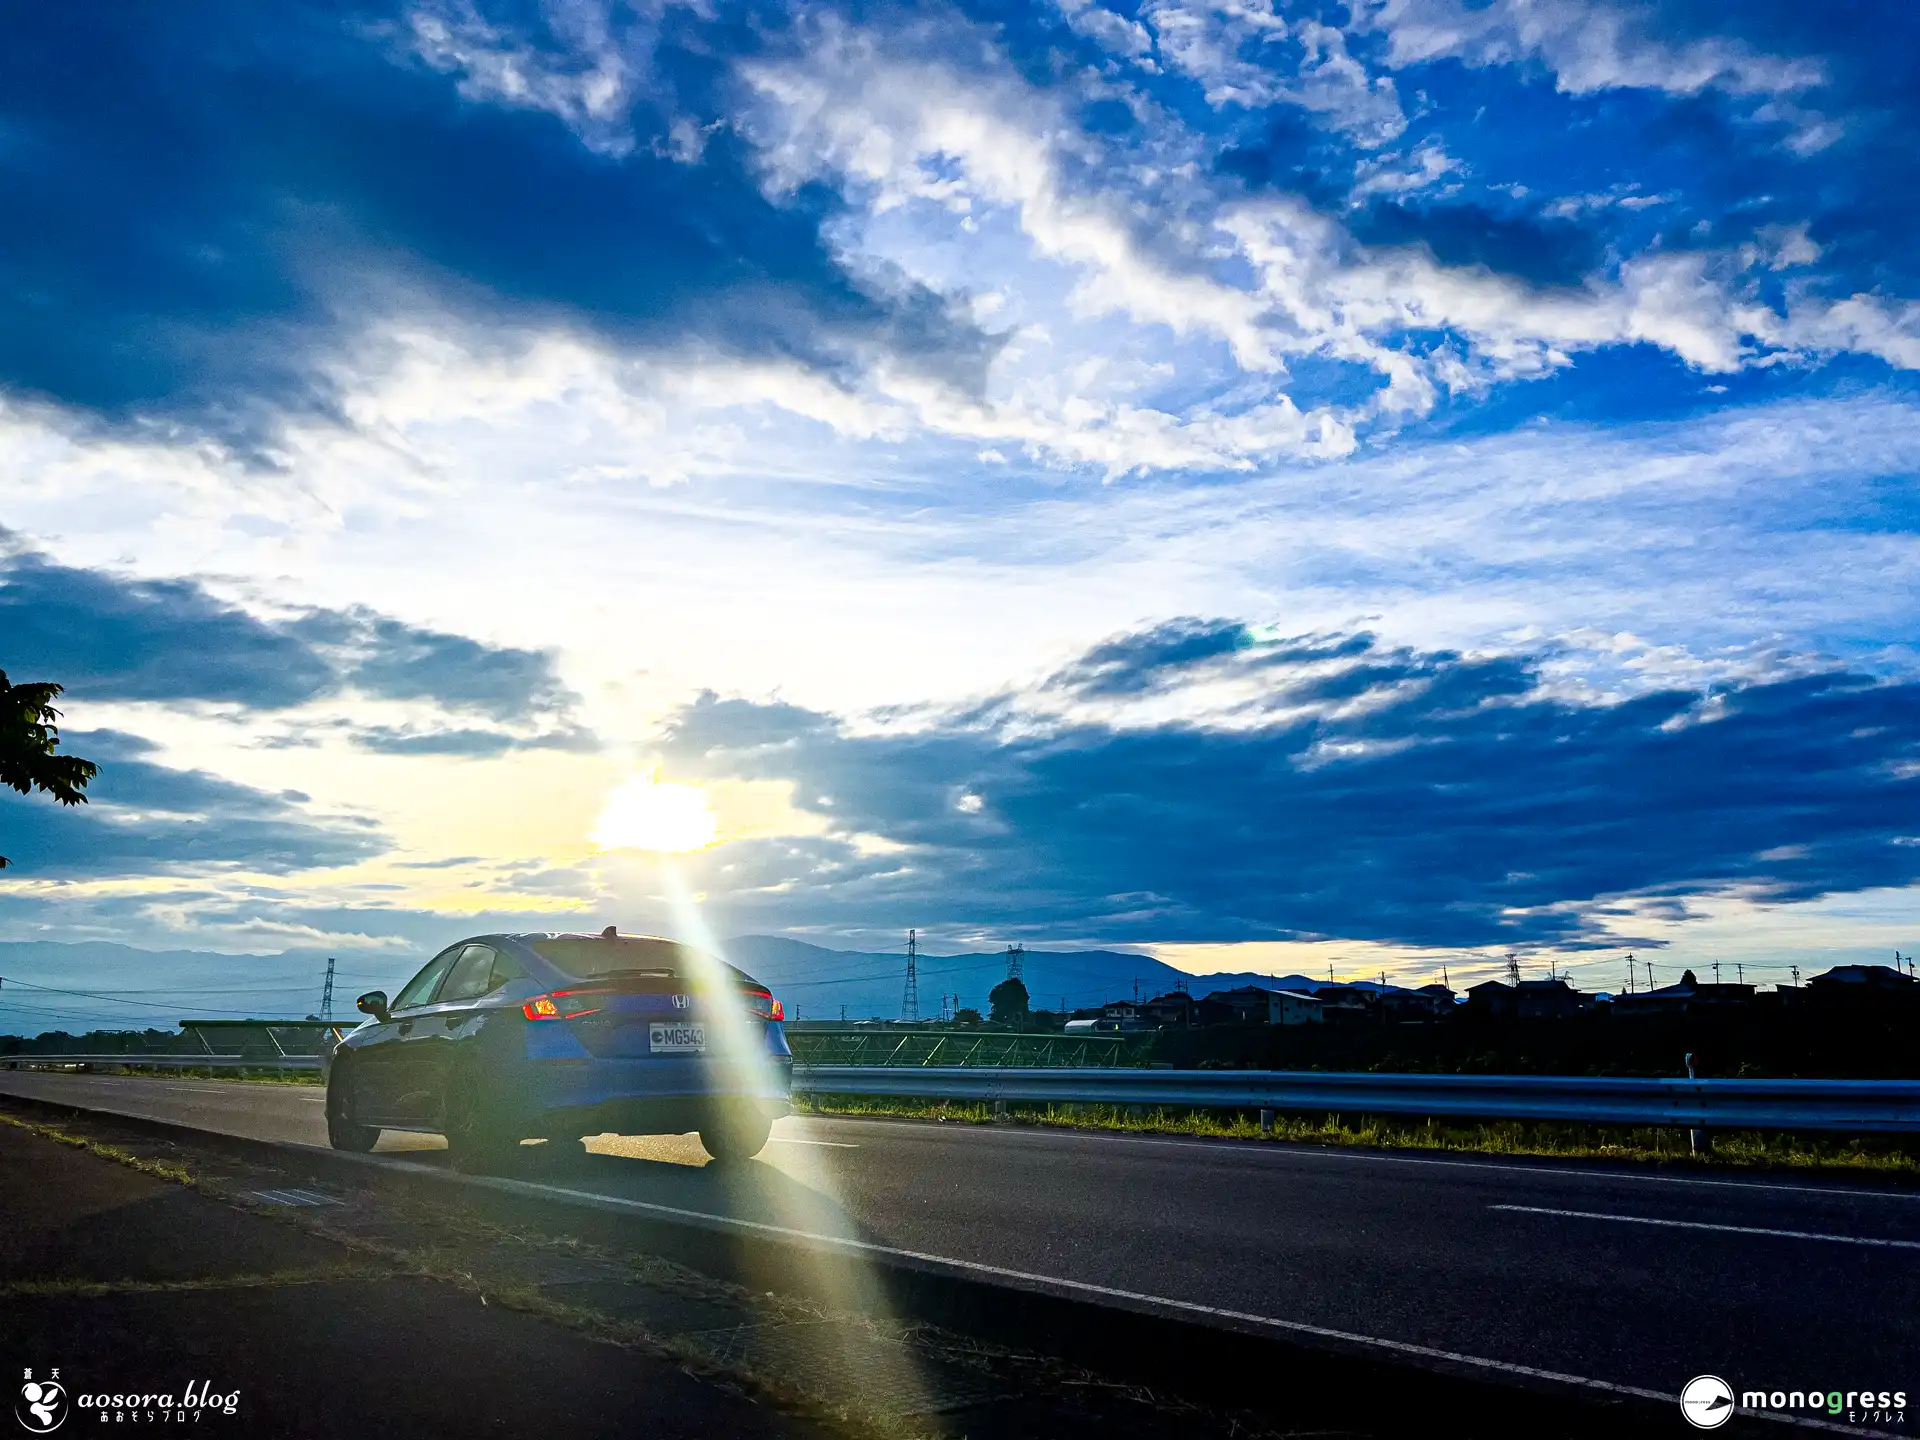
1142, 991, 1196, 1028
1065, 1000, 1152, 1033
1465, 981, 1515, 1019
1305, 983, 1378, 1023
1466, 978, 1594, 1020
1202, 986, 1324, 1026
1806, 964, 1918, 994
1609, 969, 1754, 1016
1382, 984, 1455, 1019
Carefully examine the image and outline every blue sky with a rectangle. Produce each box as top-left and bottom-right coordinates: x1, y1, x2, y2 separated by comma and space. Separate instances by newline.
1, 0, 1917, 1007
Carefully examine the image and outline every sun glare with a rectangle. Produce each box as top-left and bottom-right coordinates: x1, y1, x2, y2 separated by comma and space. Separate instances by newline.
591, 771, 719, 853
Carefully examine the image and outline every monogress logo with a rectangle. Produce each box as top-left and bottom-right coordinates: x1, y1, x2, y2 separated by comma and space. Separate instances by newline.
1682, 1374, 1736, 1429
16, 1374, 66, 1433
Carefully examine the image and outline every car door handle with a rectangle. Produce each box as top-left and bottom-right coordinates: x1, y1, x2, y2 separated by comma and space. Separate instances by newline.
443, 1015, 464, 1029
397, 1020, 413, 1036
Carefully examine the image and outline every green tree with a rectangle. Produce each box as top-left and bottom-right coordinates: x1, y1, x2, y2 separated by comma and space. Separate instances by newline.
988, 976, 1030, 1027
0, 671, 99, 868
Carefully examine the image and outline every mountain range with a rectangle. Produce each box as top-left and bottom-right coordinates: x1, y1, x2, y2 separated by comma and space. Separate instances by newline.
0, 934, 1378, 1035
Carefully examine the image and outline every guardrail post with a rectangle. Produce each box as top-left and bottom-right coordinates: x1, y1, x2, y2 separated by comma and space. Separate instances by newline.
1684, 1052, 1710, 1156
1259, 1108, 1275, 1134
992, 1099, 1008, 1121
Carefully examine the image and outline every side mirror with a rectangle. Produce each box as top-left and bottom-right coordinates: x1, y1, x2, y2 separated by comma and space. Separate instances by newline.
356, 990, 391, 1023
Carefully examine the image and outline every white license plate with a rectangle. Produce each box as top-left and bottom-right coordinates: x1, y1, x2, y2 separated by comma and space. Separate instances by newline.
649, 1022, 707, 1054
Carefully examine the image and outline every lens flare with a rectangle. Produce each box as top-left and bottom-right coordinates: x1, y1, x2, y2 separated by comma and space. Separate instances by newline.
579, 865, 935, 1417
592, 771, 718, 853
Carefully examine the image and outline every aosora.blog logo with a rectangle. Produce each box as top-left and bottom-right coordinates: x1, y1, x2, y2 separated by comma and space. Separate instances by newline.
17, 1370, 67, 1434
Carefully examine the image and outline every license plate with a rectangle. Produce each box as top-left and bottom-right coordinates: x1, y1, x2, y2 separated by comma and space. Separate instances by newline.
649, 1022, 706, 1054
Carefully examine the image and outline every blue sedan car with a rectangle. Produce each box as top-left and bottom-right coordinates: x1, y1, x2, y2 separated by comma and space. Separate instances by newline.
325, 928, 793, 1169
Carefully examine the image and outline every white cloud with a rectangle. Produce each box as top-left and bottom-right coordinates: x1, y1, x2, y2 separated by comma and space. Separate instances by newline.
741, 22, 1287, 375
1143, 1, 1408, 143
727, 13, 1920, 454
1352, 0, 1824, 99
1057, 0, 1155, 58
1349, 139, 1462, 198
402, 0, 643, 155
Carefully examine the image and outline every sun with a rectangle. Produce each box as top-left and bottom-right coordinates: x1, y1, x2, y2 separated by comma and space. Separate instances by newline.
591, 770, 719, 853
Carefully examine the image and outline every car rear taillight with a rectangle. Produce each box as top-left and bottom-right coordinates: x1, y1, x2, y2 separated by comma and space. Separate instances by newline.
743, 987, 784, 1021
522, 988, 606, 1021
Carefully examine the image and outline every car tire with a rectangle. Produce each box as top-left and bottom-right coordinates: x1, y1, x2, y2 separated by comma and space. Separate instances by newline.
442, 1066, 523, 1174
325, 1063, 380, 1152
699, 1107, 773, 1163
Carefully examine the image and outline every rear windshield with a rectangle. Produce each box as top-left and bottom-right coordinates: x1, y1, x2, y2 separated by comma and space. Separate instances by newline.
531, 935, 757, 987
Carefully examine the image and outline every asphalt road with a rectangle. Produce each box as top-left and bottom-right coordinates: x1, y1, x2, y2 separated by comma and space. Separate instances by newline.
5, 1070, 1916, 1431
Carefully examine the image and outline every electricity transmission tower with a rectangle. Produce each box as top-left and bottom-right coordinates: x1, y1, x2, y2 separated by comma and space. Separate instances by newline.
1005, 943, 1024, 982
320, 957, 336, 1021
1505, 952, 1521, 985
901, 930, 919, 1024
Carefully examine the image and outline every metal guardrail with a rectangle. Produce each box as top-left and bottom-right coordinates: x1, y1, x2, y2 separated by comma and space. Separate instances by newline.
792, 1066, 1920, 1133
6, 1053, 1916, 1132
785, 1027, 1145, 1068
0, 1019, 349, 1068
1, 1054, 324, 1072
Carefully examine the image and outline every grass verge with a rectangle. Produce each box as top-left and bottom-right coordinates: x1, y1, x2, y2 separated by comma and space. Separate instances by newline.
793, 1093, 1920, 1178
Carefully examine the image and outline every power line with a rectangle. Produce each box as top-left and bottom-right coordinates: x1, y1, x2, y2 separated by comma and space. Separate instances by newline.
0, 975, 323, 1018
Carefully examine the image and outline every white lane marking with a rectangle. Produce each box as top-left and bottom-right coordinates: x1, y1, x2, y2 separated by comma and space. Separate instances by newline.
250, 1187, 341, 1207
422, 1166, 1874, 1436
1490, 1204, 1920, 1250
810, 1115, 1920, 1203
766, 1137, 858, 1148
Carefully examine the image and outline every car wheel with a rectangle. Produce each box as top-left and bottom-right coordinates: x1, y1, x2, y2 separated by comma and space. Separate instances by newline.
699, 1107, 773, 1163
325, 1062, 379, 1152
442, 1066, 522, 1174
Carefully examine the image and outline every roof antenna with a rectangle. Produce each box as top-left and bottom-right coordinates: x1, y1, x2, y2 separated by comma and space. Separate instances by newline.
601, 925, 618, 939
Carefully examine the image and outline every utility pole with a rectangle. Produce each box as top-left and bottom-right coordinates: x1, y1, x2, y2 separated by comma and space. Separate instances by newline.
902, 930, 919, 1024
1625, 954, 1635, 995
1442, 964, 1450, 990
840, 1003, 847, 1022
320, 957, 336, 1022
1645, 959, 1655, 991
1712, 960, 1721, 985
1790, 966, 1800, 988
1736, 963, 1744, 985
